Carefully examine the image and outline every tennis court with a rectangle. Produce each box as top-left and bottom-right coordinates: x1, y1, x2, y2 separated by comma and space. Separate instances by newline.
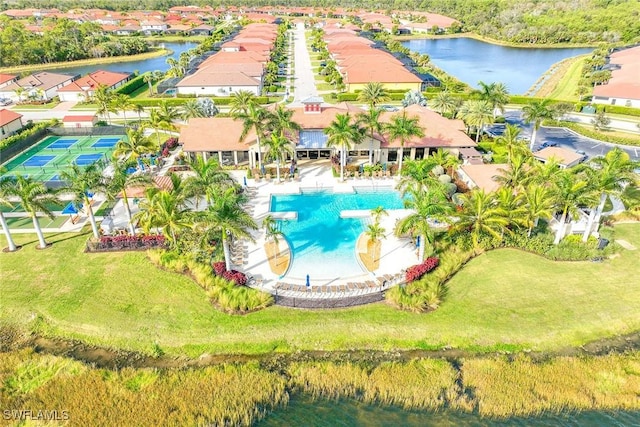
0, 134, 126, 184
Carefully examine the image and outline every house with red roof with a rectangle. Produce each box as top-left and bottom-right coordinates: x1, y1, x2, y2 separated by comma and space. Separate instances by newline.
57, 70, 132, 102
62, 114, 98, 128
0, 109, 24, 140
0, 74, 18, 90
0, 72, 78, 102
593, 45, 640, 109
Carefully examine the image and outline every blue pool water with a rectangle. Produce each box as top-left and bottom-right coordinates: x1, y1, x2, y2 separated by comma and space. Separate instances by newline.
270, 188, 405, 280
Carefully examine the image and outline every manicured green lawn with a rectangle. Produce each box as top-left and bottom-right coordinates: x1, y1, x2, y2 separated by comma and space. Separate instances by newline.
547, 55, 588, 101
1, 224, 639, 357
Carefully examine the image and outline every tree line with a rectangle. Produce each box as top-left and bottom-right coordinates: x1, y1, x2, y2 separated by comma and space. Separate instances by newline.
0, 16, 149, 67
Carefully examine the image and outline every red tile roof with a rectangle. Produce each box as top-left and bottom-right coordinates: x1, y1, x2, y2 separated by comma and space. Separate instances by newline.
57, 70, 130, 92
593, 45, 640, 101
0, 109, 23, 127
0, 73, 17, 86
62, 115, 97, 122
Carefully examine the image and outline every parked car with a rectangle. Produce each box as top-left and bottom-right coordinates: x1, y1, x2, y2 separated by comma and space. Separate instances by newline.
380, 105, 399, 112
0, 98, 12, 106
576, 150, 588, 163
540, 142, 558, 149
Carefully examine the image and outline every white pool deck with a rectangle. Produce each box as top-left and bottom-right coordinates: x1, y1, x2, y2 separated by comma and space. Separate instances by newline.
227, 164, 420, 298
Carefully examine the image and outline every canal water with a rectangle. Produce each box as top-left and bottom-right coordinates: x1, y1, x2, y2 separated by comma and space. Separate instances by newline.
43, 41, 199, 76
402, 37, 593, 94
258, 394, 640, 426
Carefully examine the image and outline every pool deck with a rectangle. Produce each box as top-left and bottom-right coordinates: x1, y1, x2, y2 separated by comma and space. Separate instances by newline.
228, 163, 419, 298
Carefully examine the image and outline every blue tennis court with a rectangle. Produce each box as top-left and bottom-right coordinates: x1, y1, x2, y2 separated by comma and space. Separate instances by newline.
75, 154, 104, 166
92, 137, 120, 148
23, 155, 55, 167
48, 138, 79, 149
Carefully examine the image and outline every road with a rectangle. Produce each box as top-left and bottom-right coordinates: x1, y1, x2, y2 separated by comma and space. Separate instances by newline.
289, 22, 318, 105
487, 110, 640, 162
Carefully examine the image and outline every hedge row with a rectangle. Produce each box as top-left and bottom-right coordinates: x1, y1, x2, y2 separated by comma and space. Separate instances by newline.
131, 96, 270, 107
0, 120, 55, 150
548, 120, 640, 147
336, 92, 406, 102
115, 73, 146, 95
574, 103, 640, 117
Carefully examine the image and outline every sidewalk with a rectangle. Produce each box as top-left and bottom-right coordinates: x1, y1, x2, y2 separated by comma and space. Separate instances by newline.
289, 22, 319, 105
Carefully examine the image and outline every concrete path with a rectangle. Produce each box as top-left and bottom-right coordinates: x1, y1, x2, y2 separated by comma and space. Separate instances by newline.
290, 22, 318, 105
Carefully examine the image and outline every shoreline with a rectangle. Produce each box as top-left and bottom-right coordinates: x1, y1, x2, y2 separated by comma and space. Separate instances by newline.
0, 48, 171, 75
393, 32, 598, 49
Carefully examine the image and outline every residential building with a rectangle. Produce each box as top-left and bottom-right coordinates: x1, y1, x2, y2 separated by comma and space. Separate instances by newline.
592, 45, 640, 108
533, 147, 584, 169
0, 72, 78, 102
57, 70, 132, 102
62, 114, 98, 128
457, 163, 507, 193
0, 73, 18, 90
0, 109, 24, 140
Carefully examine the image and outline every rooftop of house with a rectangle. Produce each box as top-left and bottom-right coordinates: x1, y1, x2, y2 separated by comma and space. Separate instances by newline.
593, 45, 640, 101
0, 73, 17, 85
3, 71, 76, 92
459, 163, 508, 193
181, 117, 255, 152
176, 71, 260, 87
0, 108, 23, 126
62, 115, 97, 122
57, 70, 130, 92
533, 146, 584, 166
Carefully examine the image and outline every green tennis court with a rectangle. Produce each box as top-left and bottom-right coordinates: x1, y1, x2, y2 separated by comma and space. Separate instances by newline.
0, 134, 126, 183
4, 215, 69, 230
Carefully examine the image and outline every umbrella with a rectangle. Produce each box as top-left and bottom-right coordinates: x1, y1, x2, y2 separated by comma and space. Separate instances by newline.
261, 164, 266, 175
306, 274, 310, 287
243, 176, 247, 186
383, 163, 387, 171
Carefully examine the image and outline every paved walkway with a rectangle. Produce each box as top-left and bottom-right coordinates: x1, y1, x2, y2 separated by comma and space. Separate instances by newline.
289, 22, 319, 105
228, 163, 418, 299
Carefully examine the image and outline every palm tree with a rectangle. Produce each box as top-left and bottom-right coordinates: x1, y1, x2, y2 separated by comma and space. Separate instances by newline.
357, 82, 390, 108
147, 108, 175, 148
60, 162, 106, 239
132, 103, 145, 124
396, 185, 453, 259
105, 160, 151, 235
581, 148, 638, 240
11, 175, 61, 249
476, 81, 510, 118
236, 104, 273, 171
449, 189, 509, 250
0, 171, 18, 251
229, 90, 257, 117
269, 104, 301, 139
112, 127, 155, 162
183, 154, 234, 209
551, 169, 598, 244
263, 133, 295, 182
430, 148, 460, 178
143, 71, 164, 95
356, 107, 383, 165
94, 84, 116, 125
135, 185, 190, 247
181, 99, 205, 120
495, 124, 527, 164
263, 214, 284, 264
385, 111, 425, 176
324, 113, 363, 181
430, 91, 458, 118
113, 94, 134, 127
195, 187, 258, 271
371, 206, 388, 224
459, 99, 493, 143
529, 157, 563, 187
494, 152, 531, 191
365, 222, 386, 262
522, 99, 556, 151
13, 87, 25, 103
495, 186, 526, 231
522, 184, 555, 237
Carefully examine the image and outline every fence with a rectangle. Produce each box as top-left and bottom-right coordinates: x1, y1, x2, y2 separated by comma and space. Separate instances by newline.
49, 125, 125, 137
0, 126, 49, 162
274, 292, 385, 308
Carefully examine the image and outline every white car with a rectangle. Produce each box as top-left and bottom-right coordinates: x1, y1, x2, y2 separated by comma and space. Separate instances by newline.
0, 98, 12, 106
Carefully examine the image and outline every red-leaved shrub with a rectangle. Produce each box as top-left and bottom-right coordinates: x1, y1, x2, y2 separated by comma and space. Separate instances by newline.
212, 261, 226, 276
405, 257, 439, 283
222, 270, 247, 286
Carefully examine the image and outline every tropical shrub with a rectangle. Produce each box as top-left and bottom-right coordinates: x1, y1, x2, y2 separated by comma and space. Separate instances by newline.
115, 74, 146, 95
405, 257, 440, 283
88, 234, 166, 251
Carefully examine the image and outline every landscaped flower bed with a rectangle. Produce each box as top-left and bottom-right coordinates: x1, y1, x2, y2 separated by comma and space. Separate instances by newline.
405, 257, 440, 283
212, 261, 247, 286
86, 234, 167, 252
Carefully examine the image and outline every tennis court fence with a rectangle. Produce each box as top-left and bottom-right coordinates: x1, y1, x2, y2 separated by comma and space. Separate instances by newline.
50, 125, 125, 137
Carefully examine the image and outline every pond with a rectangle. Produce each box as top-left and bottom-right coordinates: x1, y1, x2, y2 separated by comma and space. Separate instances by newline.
43, 41, 199, 77
402, 37, 593, 94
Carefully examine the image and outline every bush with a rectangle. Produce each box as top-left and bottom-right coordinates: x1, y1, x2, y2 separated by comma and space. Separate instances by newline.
212, 261, 226, 276
405, 257, 440, 283
0, 120, 56, 150
547, 120, 640, 147
89, 234, 166, 251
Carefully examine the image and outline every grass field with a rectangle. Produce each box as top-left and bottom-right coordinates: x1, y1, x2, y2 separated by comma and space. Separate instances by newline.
1, 224, 639, 357
544, 55, 588, 101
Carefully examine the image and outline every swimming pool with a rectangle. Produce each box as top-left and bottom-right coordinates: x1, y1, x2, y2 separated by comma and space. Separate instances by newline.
270, 188, 405, 280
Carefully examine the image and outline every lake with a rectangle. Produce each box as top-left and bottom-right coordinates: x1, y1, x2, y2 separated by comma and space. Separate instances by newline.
43, 41, 199, 77
258, 395, 640, 426
402, 37, 593, 94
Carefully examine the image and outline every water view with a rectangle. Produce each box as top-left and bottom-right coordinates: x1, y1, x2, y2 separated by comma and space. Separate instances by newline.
402, 37, 593, 94
43, 41, 199, 77
258, 395, 640, 426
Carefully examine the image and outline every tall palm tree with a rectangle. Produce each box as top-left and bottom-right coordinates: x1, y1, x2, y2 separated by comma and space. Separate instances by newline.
183, 154, 234, 209
551, 169, 598, 244
459, 99, 493, 143
494, 152, 531, 191
143, 71, 164, 95
60, 162, 106, 239
356, 107, 383, 165
522, 99, 556, 151
105, 160, 151, 235
94, 84, 116, 125
0, 171, 18, 251
325, 113, 363, 181
365, 222, 386, 262
529, 157, 562, 187
147, 108, 175, 148
229, 90, 257, 117
430, 148, 460, 178
430, 91, 458, 118
263, 214, 284, 264
195, 187, 257, 271
112, 127, 155, 162
476, 81, 510, 118
113, 94, 134, 127
269, 104, 301, 139
371, 206, 388, 224
11, 175, 61, 249
263, 133, 295, 182
495, 124, 526, 164
357, 82, 390, 108
396, 185, 453, 259
181, 99, 205, 120
522, 184, 555, 237
385, 111, 425, 176
449, 189, 509, 250
135, 185, 190, 247
157, 101, 181, 126
132, 103, 145, 124
495, 186, 526, 231
581, 148, 639, 240
236, 104, 273, 171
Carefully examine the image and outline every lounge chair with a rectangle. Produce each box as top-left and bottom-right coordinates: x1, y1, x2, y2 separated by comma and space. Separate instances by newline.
353, 171, 359, 179
385, 170, 391, 178
363, 171, 370, 179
